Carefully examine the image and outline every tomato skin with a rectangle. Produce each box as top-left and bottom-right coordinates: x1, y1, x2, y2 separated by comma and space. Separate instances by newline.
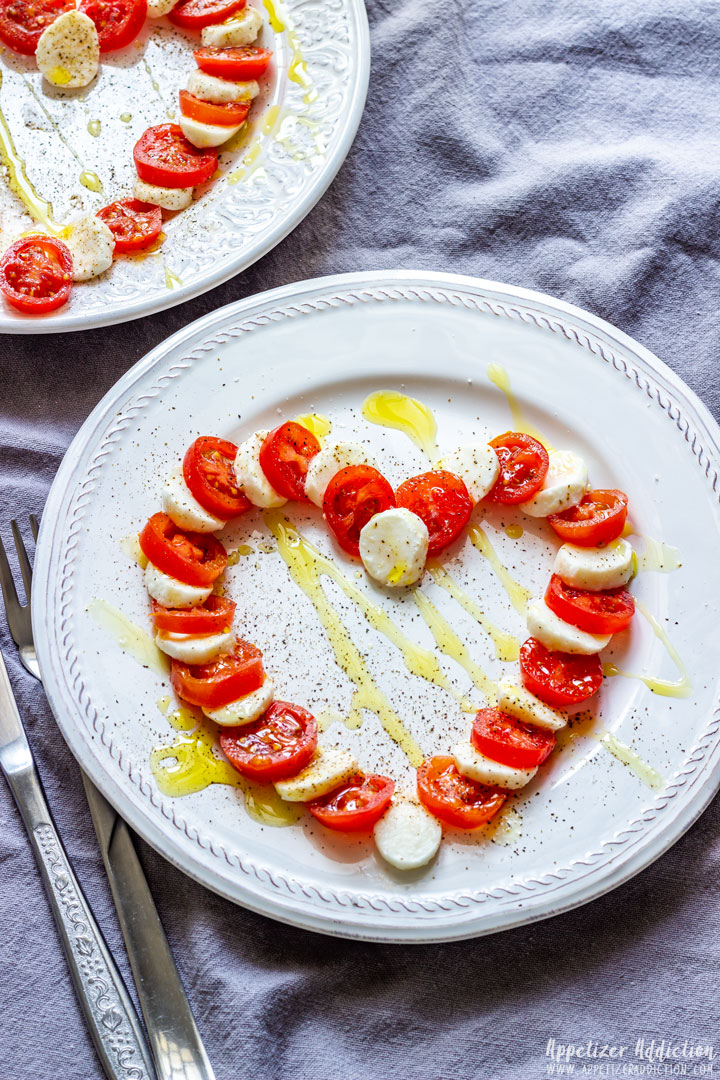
139, 512, 227, 586
471, 708, 556, 770
488, 432, 549, 504
178, 90, 251, 127
171, 641, 264, 709
545, 574, 635, 635
0, 236, 72, 314
520, 637, 603, 707
0, 0, 73, 55
183, 436, 250, 518
258, 422, 321, 502
151, 595, 235, 633
170, 0, 245, 29
323, 465, 396, 557
548, 489, 628, 547
97, 199, 162, 254
79, 0, 146, 51
417, 756, 506, 829
133, 124, 218, 188
395, 471, 473, 555
193, 45, 272, 80
219, 701, 317, 782
308, 773, 395, 832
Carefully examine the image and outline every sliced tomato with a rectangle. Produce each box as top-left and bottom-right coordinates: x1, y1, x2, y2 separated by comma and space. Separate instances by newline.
417, 756, 506, 829
97, 199, 162, 254
138, 512, 227, 586
151, 595, 235, 633
258, 421, 321, 502
308, 773, 395, 832
488, 432, 549, 504
472, 707, 556, 770
0, 0, 73, 55
183, 436, 250, 518
170, 0, 245, 29
79, 0, 146, 50
548, 489, 628, 547
545, 574, 635, 635
395, 471, 473, 555
0, 236, 72, 315
323, 465, 396, 557
219, 701, 317, 782
194, 45, 272, 80
520, 637, 602, 707
178, 89, 251, 127
133, 124, 218, 188
171, 641, 264, 709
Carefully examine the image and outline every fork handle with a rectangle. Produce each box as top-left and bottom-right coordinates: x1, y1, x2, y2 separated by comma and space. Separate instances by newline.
7, 763, 156, 1080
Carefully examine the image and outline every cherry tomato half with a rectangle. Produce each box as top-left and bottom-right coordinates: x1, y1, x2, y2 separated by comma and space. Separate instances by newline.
488, 432, 549, 504
548, 489, 628, 547
193, 45, 272, 81
170, 0, 245, 30
520, 637, 603, 707
79, 0, 146, 51
417, 756, 506, 829
471, 707, 556, 771
97, 199, 162, 254
139, 512, 227, 586
171, 641, 264, 709
133, 124, 218, 188
308, 773, 395, 832
183, 436, 251, 518
395, 471, 473, 555
178, 90, 251, 127
258, 421, 321, 502
545, 574, 635, 636
220, 701, 317, 783
0, 0, 73, 55
323, 465, 396, 557
0, 235, 72, 315
151, 594, 236, 634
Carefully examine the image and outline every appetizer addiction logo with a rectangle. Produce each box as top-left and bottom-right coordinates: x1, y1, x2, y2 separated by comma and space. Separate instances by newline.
545, 1038, 715, 1075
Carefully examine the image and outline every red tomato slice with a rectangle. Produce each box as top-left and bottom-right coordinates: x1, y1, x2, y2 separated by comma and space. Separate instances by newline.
133, 124, 218, 188
417, 756, 506, 829
139, 512, 227, 586
193, 45, 272, 80
258, 421, 321, 501
183, 436, 250, 518
548, 489, 628, 547
520, 637, 602, 706
395, 471, 473, 555
0, 235, 72, 315
178, 90, 251, 127
96, 199, 162, 254
545, 574, 635, 635
170, 0, 245, 29
151, 595, 236, 633
171, 641, 264, 709
79, 0, 146, 50
488, 432, 549, 504
323, 465, 396, 557
220, 701, 317, 783
471, 707, 556, 770
0, 0, 73, 55
308, 773, 395, 832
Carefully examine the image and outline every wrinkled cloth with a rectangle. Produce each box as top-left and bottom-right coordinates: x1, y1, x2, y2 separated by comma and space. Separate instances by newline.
2, 1, 719, 1077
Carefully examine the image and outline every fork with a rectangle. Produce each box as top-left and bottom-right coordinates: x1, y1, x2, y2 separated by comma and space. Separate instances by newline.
1, 516, 216, 1080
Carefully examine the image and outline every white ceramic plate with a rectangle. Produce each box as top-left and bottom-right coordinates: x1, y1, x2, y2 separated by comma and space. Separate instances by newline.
33, 270, 720, 942
0, 0, 368, 333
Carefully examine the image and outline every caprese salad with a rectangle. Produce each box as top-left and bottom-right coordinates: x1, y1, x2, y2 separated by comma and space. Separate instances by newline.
0, 0, 271, 314
133, 419, 634, 871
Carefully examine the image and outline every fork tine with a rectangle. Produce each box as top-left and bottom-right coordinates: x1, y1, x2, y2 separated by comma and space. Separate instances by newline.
29, 514, 39, 543
10, 520, 32, 600
0, 533, 22, 643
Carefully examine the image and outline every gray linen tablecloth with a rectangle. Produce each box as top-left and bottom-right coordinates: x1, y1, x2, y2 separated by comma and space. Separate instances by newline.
2, 1, 719, 1077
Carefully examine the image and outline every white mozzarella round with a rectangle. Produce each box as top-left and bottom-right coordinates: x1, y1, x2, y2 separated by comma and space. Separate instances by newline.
274, 745, 358, 802
147, 0, 178, 15
200, 5, 264, 46
521, 449, 588, 518
555, 538, 634, 591
373, 799, 442, 870
204, 678, 274, 726
233, 430, 286, 508
144, 562, 212, 609
163, 473, 226, 533
359, 507, 429, 588
155, 629, 235, 664
497, 681, 566, 731
36, 11, 99, 88
179, 115, 241, 149
527, 597, 611, 655
304, 441, 377, 507
133, 180, 193, 211
187, 70, 260, 103
62, 215, 114, 282
437, 443, 500, 503
453, 741, 538, 790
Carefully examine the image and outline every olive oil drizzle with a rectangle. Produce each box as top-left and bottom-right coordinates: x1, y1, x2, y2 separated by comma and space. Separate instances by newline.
413, 589, 497, 703
88, 598, 168, 676
603, 601, 691, 698
467, 523, 531, 616
486, 363, 551, 447
361, 390, 438, 458
596, 731, 665, 790
427, 564, 520, 662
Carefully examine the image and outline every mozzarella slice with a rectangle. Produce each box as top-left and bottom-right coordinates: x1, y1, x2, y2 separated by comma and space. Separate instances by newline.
162, 473, 226, 533
144, 562, 212, 608
204, 678, 274, 726
187, 71, 260, 104
155, 629, 234, 663
359, 507, 429, 587
497, 681, 566, 731
234, 430, 286, 508
304, 441, 377, 507
527, 597, 611, 655
147, 0, 178, 15
133, 180, 193, 211
36, 11, 99, 88
373, 799, 442, 870
273, 745, 357, 802
453, 741, 537, 790
554, 539, 634, 591
437, 443, 500, 503
61, 215, 114, 282
179, 115, 242, 149
521, 449, 587, 517
200, 5, 264, 46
